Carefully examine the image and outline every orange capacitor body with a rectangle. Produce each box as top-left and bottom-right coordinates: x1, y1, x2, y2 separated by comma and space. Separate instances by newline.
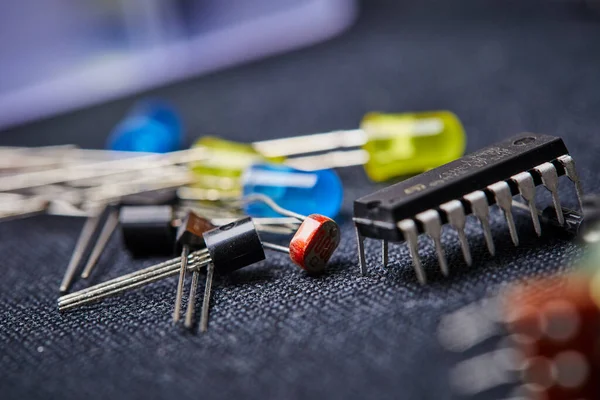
289, 214, 340, 273
504, 276, 600, 400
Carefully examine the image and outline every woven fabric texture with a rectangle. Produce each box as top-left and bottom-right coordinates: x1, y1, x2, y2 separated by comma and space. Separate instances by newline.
1, 1, 599, 398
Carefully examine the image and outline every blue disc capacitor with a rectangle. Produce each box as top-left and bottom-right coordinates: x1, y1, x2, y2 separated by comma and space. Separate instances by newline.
106, 99, 183, 153
241, 163, 343, 218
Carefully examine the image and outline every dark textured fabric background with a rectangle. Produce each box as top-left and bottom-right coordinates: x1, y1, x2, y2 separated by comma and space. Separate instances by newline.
1, 1, 599, 398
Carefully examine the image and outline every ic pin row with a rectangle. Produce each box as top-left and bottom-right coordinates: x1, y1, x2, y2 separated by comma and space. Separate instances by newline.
392, 155, 583, 284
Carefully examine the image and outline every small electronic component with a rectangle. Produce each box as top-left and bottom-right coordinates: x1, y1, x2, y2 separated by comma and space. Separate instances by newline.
58, 196, 341, 332
354, 133, 584, 283
119, 205, 177, 257
106, 99, 183, 153
196, 217, 266, 331
192, 110, 465, 183
88, 202, 178, 270
61, 191, 178, 292
62, 199, 177, 292
288, 214, 340, 273
81, 189, 181, 277
242, 164, 343, 218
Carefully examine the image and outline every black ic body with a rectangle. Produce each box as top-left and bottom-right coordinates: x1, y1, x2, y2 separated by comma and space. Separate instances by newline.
354, 134, 569, 241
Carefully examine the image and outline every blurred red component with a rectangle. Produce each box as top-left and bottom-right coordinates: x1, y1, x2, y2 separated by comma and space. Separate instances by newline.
504, 276, 600, 400
289, 214, 340, 273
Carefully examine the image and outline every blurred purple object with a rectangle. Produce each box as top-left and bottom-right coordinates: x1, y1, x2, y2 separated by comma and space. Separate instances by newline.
0, 0, 357, 129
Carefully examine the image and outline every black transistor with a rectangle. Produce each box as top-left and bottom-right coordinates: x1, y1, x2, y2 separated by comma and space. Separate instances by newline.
195, 216, 266, 332
119, 204, 177, 258
61, 190, 179, 292
354, 133, 584, 283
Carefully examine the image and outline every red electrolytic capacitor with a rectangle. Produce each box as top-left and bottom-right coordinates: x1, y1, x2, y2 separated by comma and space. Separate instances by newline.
503, 276, 600, 400
289, 214, 340, 273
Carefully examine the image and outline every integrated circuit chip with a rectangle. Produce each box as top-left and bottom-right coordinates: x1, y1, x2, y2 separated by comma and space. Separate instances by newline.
354, 133, 584, 283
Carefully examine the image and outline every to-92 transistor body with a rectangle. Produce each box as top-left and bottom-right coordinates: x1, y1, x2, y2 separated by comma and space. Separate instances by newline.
353, 133, 583, 283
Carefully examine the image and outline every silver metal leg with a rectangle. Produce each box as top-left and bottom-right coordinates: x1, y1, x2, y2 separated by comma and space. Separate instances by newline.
558, 155, 584, 211
199, 263, 215, 333
173, 245, 189, 323
356, 226, 367, 275
60, 212, 103, 293
398, 219, 426, 284
81, 208, 119, 279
